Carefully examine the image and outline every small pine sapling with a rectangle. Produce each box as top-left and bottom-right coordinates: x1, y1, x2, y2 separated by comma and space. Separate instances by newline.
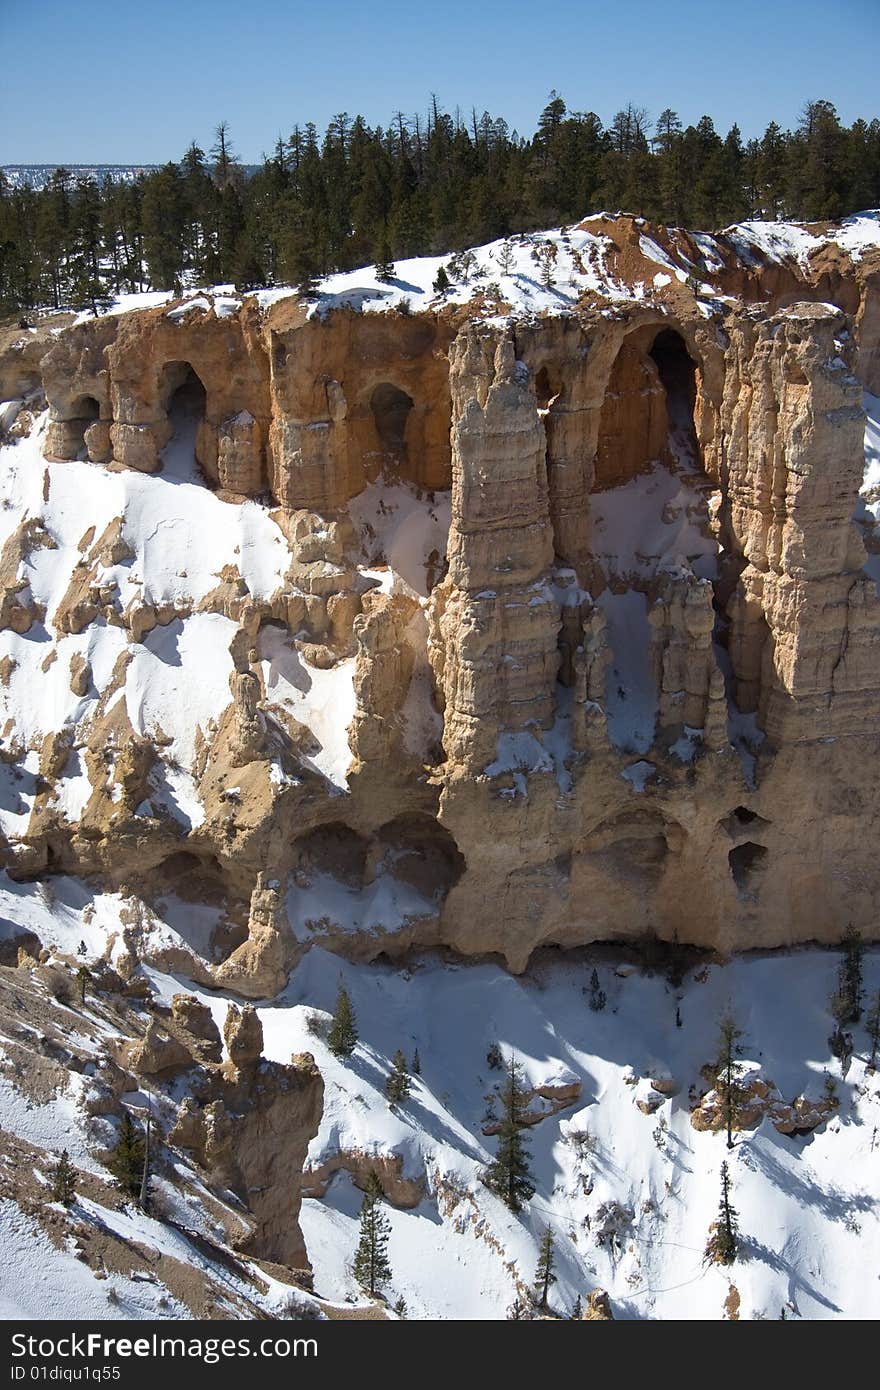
432, 265, 450, 295
830, 924, 864, 1026
483, 1054, 536, 1213
705, 1161, 739, 1265
486, 1040, 504, 1071
570, 1294, 583, 1319
712, 1011, 747, 1150
588, 968, 607, 1012
386, 1049, 411, 1105
327, 984, 358, 1058
866, 990, 880, 1069
496, 239, 515, 275
393, 1296, 407, 1318
106, 1111, 145, 1200
352, 1171, 392, 1297
76, 965, 91, 1006
411, 1048, 421, 1076
374, 235, 396, 283
51, 1149, 76, 1206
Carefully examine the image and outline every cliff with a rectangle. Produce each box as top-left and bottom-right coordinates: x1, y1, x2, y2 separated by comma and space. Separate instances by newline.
1, 210, 880, 976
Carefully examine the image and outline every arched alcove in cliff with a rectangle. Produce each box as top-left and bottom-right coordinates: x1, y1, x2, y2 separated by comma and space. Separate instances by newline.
161, 360, 208, 421
158, 361, 209, 474
594, 325, 702, 490
64, 394, 100, 458
369, 382, 415, 477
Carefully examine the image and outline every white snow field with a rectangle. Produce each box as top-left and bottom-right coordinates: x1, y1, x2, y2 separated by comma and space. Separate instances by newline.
2, 867, 878, 1321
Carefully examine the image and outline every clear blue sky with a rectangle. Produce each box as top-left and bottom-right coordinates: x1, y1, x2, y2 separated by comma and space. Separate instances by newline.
1, 0, 877, 164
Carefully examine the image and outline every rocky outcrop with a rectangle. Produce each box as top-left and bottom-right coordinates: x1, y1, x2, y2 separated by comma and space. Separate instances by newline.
169, 1004, 323, 1270
1, 211, 878, 973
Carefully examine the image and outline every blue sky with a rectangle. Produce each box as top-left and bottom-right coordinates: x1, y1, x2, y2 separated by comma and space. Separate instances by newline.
1, 0, 877, 164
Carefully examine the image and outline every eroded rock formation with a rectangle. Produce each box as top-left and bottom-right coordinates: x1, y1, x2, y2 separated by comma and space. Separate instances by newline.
1, 212, 879, 978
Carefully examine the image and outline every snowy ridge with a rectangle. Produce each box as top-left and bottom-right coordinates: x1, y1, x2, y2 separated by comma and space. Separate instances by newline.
66, 210, 880, 333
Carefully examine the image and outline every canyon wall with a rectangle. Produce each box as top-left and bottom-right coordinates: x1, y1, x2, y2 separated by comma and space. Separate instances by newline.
2, 215, 879, 977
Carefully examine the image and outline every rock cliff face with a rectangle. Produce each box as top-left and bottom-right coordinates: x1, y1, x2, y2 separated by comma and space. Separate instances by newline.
2, 212, 880, 977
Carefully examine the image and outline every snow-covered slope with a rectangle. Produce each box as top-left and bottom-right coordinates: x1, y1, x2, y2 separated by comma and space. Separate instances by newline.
2, 871, 877, 1321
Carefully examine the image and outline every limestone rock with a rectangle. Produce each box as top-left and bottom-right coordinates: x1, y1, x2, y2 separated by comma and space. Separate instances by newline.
171, 994, 222, 1062
124, 1018, 193, 1076
223, 1002, 264, 1071
581, 1289, 614, 1320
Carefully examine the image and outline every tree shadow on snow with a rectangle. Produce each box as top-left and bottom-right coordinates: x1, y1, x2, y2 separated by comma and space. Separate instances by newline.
736, 1235, 842, 1316
749, 1134, 876, 1226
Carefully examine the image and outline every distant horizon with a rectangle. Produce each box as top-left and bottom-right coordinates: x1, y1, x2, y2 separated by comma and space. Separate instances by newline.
1, 0, 877, 165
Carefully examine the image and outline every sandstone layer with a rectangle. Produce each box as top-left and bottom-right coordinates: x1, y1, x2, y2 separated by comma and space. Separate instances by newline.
1, 213, 879, 979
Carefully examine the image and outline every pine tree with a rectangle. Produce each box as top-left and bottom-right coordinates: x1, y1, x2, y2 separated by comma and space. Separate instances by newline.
352, 1171, 392, 1296
327, 983, 358, 1058
374, 234, 396, 283
51, 1149, 76, 1206
831, 924, 864, 1026
386, 1049, 411, 1105
432, 264, 450, 295
106, 1111, 145, 1199
533, 1226, 557, 1312
496, 239, 515, 275
76, 965, 90, 1006
866, 990, 880, 1068
483, 1053, 536, 1213
712, 1011, 746, 1150
705, 1161, 739, 1265
411, 1048, 421, 1076
570, 1293, 582, 1319
392, 1296, 407, 1318
588, 968, 606, 1012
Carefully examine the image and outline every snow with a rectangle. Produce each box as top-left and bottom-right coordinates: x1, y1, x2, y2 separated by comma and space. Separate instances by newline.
639, 235, 688, 284
53, 748, 93, 822
598, 590, 656, 755
830, 210, 880, 263
348, 481, 451, 599
285, 867, 437, 944
590, 464, 718, 582
724, 220, 824, 270
7, 875, 880, 1322
0, 405, 292, 828
125, 612, 236, 768
621, 760, 656, 792
166, 296, 212, 321
257, 226, 637, 321
861, 391, 880, 517
259, 625, 356, 788
0, 1198, 188, 1320
254, 945, 880, 1319
72, 290, 172, 327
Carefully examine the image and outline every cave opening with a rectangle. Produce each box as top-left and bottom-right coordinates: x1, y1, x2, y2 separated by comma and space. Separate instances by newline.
535, 365, 563, 412
161, 361, 207, 420
649, 328, 700, 465
66, 394, 100, 459
370, 382, 414, 476
159, 361, 208, 476
594, 325, 702, 491
728, 841, 768, 896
